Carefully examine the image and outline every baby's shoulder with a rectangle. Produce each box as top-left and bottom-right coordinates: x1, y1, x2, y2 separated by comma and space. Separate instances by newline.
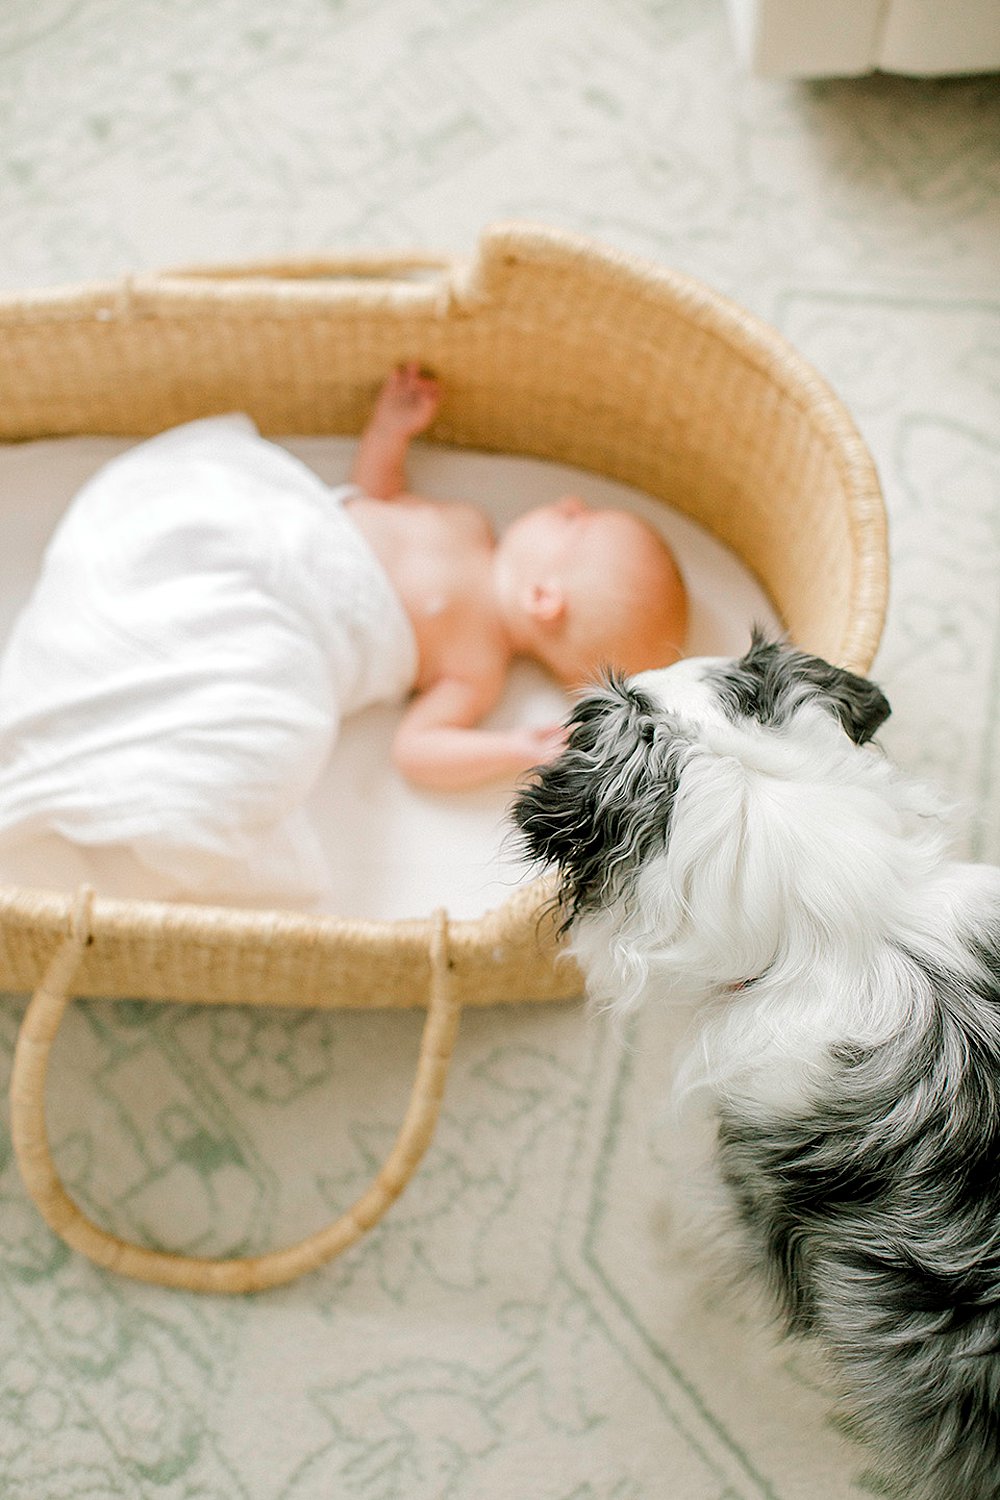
420, 496, 494, 547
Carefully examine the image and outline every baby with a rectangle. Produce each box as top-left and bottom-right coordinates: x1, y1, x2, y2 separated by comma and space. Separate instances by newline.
0, 366, 686, 905
347, 364, 687, 789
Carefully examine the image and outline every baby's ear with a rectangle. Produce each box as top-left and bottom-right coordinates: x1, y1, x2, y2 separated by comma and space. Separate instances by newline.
525, 580, 565, 625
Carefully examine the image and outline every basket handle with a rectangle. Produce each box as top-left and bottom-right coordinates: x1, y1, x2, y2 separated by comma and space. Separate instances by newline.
9, 889, 462, 1294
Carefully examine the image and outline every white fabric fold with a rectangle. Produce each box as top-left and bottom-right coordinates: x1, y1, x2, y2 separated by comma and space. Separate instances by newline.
0, 416, 418, 905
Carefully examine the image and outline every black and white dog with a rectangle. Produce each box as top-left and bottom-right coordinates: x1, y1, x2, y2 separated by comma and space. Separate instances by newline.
513, 631, 1000, 1500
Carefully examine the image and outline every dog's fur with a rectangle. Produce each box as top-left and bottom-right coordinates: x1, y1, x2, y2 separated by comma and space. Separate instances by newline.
513, 631, 1000, 1500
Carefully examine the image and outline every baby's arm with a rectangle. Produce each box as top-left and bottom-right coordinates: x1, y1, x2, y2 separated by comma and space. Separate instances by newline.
350, 364, 440, 501
392, 677, 568, 792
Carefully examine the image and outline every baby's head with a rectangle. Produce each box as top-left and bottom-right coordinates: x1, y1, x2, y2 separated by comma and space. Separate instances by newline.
495, 495, 688, 689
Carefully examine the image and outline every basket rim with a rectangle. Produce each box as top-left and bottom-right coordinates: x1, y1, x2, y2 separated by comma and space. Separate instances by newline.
0, 221, 888, 674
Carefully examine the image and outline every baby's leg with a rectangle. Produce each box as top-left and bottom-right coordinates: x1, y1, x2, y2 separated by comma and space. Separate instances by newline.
350, 363, 440, 500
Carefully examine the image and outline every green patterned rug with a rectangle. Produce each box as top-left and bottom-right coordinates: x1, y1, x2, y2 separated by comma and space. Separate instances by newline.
1, 2, 998, 1495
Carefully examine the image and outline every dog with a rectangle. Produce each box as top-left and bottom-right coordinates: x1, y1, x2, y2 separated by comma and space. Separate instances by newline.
512, 630, 1000, 1500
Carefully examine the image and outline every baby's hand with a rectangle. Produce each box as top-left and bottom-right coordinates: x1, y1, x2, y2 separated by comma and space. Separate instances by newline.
373, 362, 441, 439
522, 723, 570, 768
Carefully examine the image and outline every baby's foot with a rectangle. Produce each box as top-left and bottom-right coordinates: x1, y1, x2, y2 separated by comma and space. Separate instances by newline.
372, 362, 441, 440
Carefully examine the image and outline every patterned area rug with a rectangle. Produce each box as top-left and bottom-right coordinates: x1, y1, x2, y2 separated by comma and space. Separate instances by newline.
1, 3, 999, 1496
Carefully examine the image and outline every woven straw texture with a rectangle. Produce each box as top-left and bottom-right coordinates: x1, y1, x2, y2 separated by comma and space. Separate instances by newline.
0, 221, 888, 1017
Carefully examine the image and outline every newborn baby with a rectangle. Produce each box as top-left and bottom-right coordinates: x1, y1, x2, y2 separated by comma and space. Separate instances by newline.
0, 367, 686, 903
346, 364, 687, 788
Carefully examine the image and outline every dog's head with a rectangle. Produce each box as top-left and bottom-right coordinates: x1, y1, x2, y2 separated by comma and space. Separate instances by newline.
513, 632, 893, 996
514, 630, 890, 925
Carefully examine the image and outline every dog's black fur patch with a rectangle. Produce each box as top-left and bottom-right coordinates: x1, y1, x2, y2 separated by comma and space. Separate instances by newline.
512, 674, 689, 930
710, 628, 891, 745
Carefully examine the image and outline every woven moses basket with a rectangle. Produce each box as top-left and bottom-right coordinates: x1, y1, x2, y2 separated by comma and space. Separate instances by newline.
0, 224, 887, 1293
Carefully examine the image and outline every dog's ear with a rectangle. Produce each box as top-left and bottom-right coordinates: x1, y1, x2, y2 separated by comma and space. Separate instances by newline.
806, 656, 890, 745
712, 628, 890, 745
511, 674, 689, 929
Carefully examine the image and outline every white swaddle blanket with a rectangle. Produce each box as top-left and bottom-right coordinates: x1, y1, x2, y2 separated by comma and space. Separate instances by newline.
0, 416, 418, 905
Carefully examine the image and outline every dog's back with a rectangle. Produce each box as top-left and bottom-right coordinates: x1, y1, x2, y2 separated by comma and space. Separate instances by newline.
716, 871, 1000, 1498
